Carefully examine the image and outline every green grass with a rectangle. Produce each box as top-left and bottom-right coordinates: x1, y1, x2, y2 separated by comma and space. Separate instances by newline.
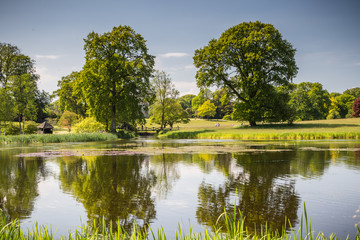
158, 118, 360, 140
0, 132, 118, 144
1, 205, 359, 240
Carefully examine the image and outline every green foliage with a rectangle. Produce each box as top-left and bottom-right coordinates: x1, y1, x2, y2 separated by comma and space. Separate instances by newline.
80, 25, 155, 133
343, 87, 360, 99
353, 97, 360, 118
3, 123, 20, 135
178, 94, 196, 110
192, 89, 212, 111
54, 71, 87, 117
2, 121, 37, 135
327, 94, 355, 119
35, 90, 51, 123
0, 88, 15, 124
197, 100, 216, 119
150, 98, 189, 128
24, 121, 38, 134
289, 82, 330, 121
150, 70, 178, 129
222, 114, 232, 120
326, 109, 341, 120
73, 117, 105, 133
58, 111, 78, 132
1, 204, 359, 239
212, 88, 233, 119
194, 21, 298, 126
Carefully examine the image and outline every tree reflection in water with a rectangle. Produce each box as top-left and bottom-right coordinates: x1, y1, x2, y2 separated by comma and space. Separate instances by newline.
58, 154, 157, 232
0, 157, 46, 221
196, 151, 300, 234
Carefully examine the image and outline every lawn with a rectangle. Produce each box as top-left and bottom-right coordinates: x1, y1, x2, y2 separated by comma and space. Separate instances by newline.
156, 118, 360, 140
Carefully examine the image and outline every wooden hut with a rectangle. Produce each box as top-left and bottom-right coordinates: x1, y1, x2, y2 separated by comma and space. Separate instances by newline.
37, 121, 54, 134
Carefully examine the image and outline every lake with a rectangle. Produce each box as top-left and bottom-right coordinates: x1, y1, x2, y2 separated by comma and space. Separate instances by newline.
0, 138, 359, 239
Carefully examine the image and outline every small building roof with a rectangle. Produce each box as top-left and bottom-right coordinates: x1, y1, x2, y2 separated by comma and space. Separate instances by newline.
37, 121, 54, 129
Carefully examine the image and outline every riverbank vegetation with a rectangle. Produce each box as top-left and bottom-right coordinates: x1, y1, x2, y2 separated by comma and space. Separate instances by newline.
157, 118, 360, 140
1, 23, 360, 137
0, 132, 117, 144
1, 207, 359, 240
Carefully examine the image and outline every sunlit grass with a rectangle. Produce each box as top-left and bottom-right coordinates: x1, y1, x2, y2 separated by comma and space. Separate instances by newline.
0, 132, 118, 144
158, 118, 360, 140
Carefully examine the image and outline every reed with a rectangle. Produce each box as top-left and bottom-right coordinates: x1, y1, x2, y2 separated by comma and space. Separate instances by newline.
0, 132, 118, 144
1, 206, 359, 240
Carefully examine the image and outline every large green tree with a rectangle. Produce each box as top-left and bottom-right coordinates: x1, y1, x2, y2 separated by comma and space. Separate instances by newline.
150, 70, 179, 129
8, 73, 38, 134
193, 21, 298, 126
80, 25, 155, 133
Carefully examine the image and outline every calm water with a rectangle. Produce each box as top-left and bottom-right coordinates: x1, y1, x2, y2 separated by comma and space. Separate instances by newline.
0, 139, 360, 239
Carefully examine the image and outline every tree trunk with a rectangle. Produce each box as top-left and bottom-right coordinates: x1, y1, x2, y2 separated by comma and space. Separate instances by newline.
249, 120, 257, 126
22, 115, 25, 135
18, 114, 22, 135
111, 101, 117, 133
111, 118, 116, 133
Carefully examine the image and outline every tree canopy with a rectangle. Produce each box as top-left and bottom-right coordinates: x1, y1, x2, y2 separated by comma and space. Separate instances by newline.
150, 70, 178, 129
79, 25, 155, 133
289, 82, 330, 121
197, 99, 216, 119
194, 21, 298, 126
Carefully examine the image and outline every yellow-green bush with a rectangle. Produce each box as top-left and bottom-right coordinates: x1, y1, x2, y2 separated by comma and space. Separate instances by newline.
73, 117, 105, 133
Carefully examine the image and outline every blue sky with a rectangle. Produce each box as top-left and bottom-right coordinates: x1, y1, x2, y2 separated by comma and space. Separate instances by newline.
1, 0, 359, 96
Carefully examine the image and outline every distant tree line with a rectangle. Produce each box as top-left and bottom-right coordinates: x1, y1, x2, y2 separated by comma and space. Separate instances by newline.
1, 22, 360, 135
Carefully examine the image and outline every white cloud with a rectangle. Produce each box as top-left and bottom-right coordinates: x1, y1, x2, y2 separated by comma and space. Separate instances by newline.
159, 52, 189, 58
184, 65, 195, 70
35, 55, 61, 60
354, 62, 360, 66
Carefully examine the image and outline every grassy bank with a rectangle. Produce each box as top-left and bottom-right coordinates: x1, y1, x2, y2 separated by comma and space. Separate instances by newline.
1, 207, 359, 240
158, 118, 360, 140
0, 132, 118, 144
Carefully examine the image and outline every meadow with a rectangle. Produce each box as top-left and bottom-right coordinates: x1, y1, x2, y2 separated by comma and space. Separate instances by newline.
156, 118, 360, 140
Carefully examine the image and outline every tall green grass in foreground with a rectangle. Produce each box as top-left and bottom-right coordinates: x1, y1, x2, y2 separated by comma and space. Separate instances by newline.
1, 206, 359, 240
0, 132, 118, 144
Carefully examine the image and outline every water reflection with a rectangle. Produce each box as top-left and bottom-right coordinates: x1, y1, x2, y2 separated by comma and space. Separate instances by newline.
197, 151, 300, 233
0, 156, 47, 221
0, 140, 360, 238
58, 155, 157, 231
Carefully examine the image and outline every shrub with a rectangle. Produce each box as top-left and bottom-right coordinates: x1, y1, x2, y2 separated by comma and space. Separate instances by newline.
223, 114, 232, 120
73, 117, 105, 133
3, 123, 20, 135
24, 121, 38, 134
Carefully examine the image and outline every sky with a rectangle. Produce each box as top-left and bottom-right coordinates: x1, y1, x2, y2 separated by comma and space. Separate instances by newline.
1, 0, 359, 96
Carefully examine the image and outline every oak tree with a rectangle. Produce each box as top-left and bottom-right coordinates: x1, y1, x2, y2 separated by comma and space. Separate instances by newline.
80, 25, 155, 133
194, 21, 298, 126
